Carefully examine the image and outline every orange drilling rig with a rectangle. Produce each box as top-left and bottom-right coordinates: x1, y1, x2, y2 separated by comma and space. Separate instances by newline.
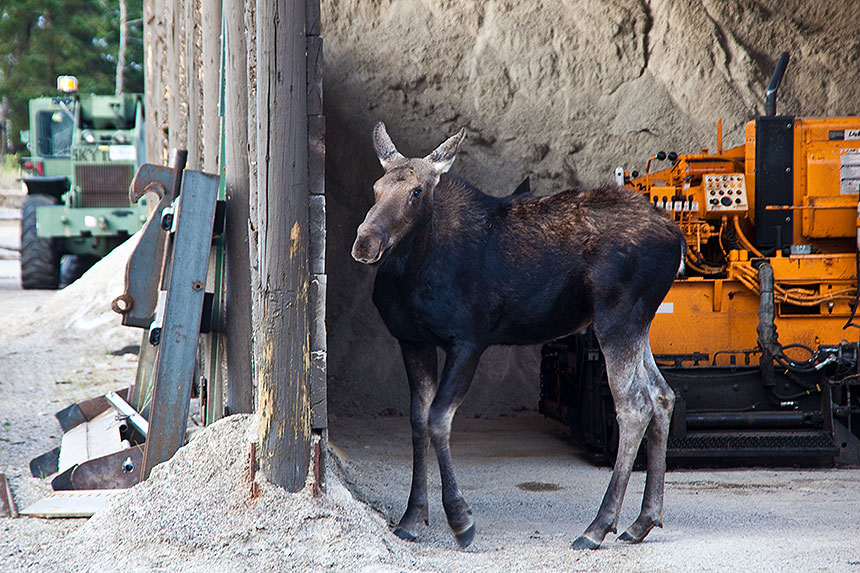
540, 53, 860, 465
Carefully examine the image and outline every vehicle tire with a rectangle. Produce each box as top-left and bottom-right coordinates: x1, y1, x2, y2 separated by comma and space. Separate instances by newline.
60, 254, 99, 287
20, 194, 60, 290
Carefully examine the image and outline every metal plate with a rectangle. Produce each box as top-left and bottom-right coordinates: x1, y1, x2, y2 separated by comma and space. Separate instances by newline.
71, 444, 143, 490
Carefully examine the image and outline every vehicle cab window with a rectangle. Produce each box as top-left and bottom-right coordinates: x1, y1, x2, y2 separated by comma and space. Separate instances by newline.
37, 110, 73, 157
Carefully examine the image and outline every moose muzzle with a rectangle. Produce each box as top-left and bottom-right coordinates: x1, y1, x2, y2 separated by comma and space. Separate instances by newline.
352, 222, 387, 265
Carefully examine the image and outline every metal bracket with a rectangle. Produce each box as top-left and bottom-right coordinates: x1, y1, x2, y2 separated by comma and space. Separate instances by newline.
112, 153, 186, 329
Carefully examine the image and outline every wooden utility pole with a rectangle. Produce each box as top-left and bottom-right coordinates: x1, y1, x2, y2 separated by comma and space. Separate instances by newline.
116, 0, 127, 95
254, 0, 311, 491
223, 0, 254, 415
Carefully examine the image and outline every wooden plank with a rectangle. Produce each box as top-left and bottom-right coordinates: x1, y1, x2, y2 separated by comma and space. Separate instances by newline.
245, 0, 260, 340
185, 0, 202, 168
144, 0, 169, 164
58, 409, 126, 473
309, 195, 326, 274
310, 349, 327, 429
20, 490, 122, 519
308, 115, 325, 195
255, 0, 311, 492
58, 424, 88, 473
167, 0, 187, 150
86, 409, 127, 461
309, 273, 326, 352
306, 36, 323, 116
306, 0, 320, 37
202, 0, 223, 172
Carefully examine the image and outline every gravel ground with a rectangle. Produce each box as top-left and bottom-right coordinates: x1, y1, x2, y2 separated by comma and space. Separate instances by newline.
2, 216, 860, 572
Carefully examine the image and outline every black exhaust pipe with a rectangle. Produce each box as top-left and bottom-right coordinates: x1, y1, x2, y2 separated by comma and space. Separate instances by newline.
764, 51, 790, 116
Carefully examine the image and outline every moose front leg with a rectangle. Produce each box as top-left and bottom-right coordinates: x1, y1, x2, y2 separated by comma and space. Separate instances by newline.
394, 342, 439, 541
428, 342, 482, 548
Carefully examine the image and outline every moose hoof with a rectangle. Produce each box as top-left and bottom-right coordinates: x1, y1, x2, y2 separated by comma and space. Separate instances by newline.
571, 535, 601, 550
618, 517, 662, 544
617, 530, 642, 544
454, 523, 476, 548
393, 526, 419, 542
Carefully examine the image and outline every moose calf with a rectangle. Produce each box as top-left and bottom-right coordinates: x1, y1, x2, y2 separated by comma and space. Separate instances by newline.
352, 123, 685, 549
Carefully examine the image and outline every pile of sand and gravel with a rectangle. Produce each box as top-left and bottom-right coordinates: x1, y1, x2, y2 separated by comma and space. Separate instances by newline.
0, 233, 430, 572
3, 232, 141, 353
34, 415, 423, 573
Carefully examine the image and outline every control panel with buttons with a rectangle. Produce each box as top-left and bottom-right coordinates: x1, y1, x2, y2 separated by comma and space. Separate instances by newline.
703, 173, 748, 212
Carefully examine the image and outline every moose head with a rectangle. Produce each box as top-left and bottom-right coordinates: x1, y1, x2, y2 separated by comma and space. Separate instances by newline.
351, 122, 465, 265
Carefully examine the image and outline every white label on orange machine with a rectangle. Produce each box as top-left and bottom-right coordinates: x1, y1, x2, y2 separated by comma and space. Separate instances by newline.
841, 150, 860, 194
656, 302, 674, 314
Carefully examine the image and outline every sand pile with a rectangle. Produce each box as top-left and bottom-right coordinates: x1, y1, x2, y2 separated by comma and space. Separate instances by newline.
35, 414, 426, 573
2, 233, 141, 352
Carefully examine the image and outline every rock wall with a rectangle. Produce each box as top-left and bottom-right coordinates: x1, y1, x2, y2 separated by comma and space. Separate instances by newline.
322, 0, 860, 418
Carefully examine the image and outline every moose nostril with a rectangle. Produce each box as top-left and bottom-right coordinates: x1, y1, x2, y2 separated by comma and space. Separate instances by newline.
352, 232, 380, 262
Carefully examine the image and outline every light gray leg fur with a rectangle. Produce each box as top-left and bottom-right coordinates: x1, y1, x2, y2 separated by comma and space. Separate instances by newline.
618, 345, 674, 543
572, 337, 654, 550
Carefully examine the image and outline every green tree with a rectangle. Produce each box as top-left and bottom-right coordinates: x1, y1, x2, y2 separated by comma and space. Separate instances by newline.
0, 0, 143, 152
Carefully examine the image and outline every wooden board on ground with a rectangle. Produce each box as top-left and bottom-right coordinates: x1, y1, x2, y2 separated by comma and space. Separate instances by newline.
58, 408, 126, 473
20, 490, 123, 518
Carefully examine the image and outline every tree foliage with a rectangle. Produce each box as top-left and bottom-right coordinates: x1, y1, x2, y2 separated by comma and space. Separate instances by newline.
0, 0, 144, 150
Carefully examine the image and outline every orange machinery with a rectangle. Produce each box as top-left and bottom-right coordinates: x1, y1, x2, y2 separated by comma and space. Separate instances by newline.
540, 53, 860, 465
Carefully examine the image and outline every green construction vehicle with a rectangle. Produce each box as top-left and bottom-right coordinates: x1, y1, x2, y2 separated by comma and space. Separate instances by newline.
19, 75, 147, 289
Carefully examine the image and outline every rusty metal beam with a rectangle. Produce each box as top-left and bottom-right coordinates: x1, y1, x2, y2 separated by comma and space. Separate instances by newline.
141, 168, 220, 479
0, 474, 18, 518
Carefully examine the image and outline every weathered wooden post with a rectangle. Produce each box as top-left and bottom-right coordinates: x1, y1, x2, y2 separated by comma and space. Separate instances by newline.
202, 0, 222, 173
184, 0, 202, 168
166, 0, 187, 151
223, 0, 254, 414
143, 0, 168, 164
254, 0, 312, 491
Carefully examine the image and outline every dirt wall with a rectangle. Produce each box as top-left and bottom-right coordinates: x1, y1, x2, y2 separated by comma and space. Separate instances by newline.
322, 0, 860, 418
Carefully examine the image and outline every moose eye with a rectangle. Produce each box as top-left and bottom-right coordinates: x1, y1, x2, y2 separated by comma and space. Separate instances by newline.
412, 187, 422, 198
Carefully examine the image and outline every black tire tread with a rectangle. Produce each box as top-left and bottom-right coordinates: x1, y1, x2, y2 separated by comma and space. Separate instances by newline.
20, 194, 60, 290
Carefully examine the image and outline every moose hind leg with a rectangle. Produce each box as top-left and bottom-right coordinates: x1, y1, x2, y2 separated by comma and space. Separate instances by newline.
428, 342, 482, 548
619, 348, 674, 544
394, 342, 438, 541
572, 340, 653, 550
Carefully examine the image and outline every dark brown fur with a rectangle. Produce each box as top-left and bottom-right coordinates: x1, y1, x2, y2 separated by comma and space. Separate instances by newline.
353, 123, 684, 550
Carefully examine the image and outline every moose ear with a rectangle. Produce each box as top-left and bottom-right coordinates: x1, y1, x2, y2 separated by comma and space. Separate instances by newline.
372, 122, 404, 170
425, 128, 465, 174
